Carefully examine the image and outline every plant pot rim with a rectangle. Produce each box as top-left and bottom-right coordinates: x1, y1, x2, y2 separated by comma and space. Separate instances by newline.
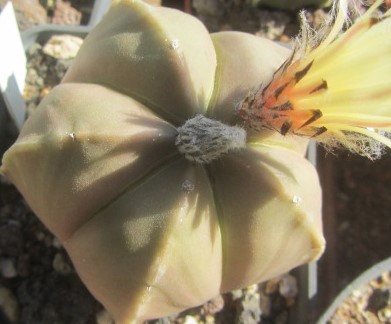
21, 0, 112, 49
316, 256, 391, 324
0, 0, 111, 145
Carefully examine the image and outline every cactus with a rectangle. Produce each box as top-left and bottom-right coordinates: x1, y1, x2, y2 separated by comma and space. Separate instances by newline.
2, 0, 390, 323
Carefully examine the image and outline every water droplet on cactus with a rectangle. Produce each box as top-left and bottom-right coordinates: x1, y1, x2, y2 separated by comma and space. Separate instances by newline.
292, 195, 302, 204
182, 180, 195, 193
170, 39, 179, 50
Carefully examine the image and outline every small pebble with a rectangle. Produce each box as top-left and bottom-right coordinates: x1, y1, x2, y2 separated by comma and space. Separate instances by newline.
279, 274, 298, 298
202, 295, 224, 315
256, 11, 290, 40
52, 237, 62, 249
36, 231, 45, 241
96, 308, 114, 324
236, 287, 261, 323
205, 314, 215, 324
231, 288, 243, 300
153, 317, 172, 324
51, 0, 82, 25
8, 0, 47, 31
0, 285, 19, 322
43, 35, 83, 60
52, 253, 72, 275
183, 315, 198, 324
54, 59, 73, 79
0, 258, 17, 278
263, 276, 281, 295
378, 307, 391, 322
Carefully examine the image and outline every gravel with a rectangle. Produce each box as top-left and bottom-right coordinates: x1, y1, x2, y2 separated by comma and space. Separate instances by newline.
328, 270, 391, 323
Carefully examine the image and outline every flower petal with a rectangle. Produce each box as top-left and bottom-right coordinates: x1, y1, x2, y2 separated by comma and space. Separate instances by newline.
238, 0, 391, 159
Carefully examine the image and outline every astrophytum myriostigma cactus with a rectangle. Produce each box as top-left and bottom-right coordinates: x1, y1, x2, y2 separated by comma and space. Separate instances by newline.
1, 0, 326, 322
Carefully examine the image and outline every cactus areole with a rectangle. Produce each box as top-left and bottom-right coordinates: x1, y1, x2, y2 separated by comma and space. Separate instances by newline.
1, 1, 326, 322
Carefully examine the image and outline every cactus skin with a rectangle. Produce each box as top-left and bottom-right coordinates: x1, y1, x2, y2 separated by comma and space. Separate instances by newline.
1, 1, 325, 323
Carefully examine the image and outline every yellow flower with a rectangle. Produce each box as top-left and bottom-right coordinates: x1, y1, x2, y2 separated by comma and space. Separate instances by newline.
238, 0, 391, 159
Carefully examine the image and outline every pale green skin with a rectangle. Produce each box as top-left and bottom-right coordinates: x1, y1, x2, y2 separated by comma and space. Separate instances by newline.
1, 1, 325, 323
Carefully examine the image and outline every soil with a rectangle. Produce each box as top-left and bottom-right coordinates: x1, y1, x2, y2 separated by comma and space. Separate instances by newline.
316, 151, 391, 322
327, 267, 391, 323
0, 1, 390, 324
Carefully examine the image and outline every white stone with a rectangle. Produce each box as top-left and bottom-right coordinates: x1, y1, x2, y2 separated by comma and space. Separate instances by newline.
0, 258, 17, 278
43, 35, 83, 60
183, 315, 198, 324
279, 274, 298, 298
96, 309, 114, 324
52, 253, 72, 275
